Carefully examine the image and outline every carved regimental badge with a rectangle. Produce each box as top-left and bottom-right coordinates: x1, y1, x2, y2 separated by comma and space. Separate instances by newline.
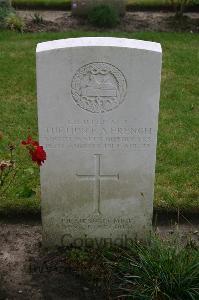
71, 62, 127, 113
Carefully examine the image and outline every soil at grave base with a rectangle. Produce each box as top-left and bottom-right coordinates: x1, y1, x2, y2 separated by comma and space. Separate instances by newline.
0, 223, 106, 300
17, 11, 199, 33
0, 223, 199, 300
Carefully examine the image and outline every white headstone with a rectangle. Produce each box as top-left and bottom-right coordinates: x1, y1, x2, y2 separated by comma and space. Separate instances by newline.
36, 37, 162, 247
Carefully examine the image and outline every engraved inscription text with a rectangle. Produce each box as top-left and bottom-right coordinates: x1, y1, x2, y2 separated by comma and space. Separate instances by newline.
71, 62, 127, 113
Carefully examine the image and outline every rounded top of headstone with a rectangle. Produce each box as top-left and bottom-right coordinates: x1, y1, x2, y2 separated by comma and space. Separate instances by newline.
36, 37, 162, 54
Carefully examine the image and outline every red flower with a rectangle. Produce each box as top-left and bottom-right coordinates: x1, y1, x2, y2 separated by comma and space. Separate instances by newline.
22, 136, 39, 147
22, 136, 46, 166
30, 146, 46, 166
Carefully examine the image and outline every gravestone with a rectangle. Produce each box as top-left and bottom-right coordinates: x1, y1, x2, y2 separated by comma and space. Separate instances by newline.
36, 37, 162, 247
71, 0, 127, 17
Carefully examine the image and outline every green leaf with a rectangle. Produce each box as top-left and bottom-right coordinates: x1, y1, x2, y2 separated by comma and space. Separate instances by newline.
24, 167, 34, 175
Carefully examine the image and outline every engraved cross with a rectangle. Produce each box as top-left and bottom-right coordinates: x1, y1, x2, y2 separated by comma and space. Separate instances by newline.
76, 154, 119, 215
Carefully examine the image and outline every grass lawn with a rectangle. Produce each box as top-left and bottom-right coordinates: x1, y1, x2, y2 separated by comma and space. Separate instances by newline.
0, 30, 198, 216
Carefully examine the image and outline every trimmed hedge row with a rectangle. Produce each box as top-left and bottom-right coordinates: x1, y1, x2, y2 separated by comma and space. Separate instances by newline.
11, 0, 199, 11
12, 0, 71, 10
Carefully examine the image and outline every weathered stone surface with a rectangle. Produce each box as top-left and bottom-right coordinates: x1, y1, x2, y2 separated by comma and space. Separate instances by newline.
36, 37, 162, 247
71, 0, 127, 17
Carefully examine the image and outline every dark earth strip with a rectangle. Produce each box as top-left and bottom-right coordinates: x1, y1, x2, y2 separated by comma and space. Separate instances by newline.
0, 224, 105, 300
1, 208, 198, 226
0, 223, 198, 300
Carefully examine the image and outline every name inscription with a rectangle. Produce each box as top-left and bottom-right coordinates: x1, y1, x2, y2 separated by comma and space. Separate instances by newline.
41, 119, 154, 151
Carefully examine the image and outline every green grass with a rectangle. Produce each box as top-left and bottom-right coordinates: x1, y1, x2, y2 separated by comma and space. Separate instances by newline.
11, 0, 198, 10
64, 234, 199, 299
106, 235, 199, 299
0, 30, 198, 216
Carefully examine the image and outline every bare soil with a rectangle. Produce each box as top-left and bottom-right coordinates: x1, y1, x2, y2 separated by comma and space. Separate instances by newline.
17, 10, 199, 33
0, 223, 198, 300
0, 223, 105, 300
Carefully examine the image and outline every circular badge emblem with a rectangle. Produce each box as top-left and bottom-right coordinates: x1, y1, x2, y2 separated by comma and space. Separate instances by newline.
71, 62, 127, 113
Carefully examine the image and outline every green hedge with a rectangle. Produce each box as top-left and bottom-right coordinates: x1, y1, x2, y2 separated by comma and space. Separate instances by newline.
12, 0, 71, 10
11, 0, 199, 11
